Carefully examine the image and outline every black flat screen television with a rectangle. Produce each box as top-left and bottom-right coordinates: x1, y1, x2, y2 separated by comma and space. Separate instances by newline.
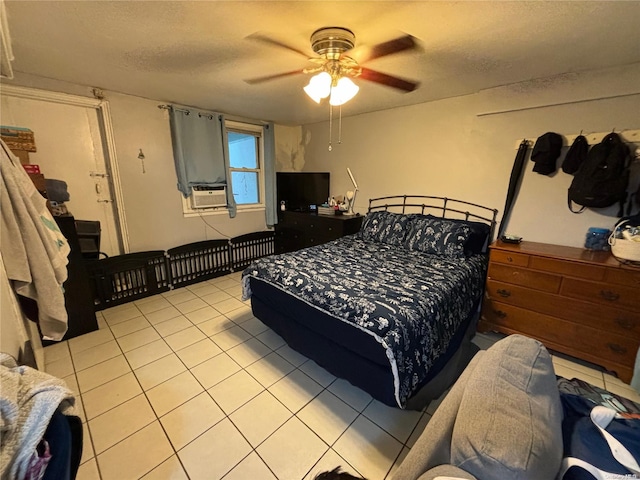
277, 172, 330, 212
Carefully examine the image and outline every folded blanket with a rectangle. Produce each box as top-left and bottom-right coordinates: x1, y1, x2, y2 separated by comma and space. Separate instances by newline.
0, 353, 75, 480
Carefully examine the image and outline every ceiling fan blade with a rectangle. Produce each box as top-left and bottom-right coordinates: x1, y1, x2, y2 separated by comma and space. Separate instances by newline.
359, 67, 419, 92
356, 34, 418, 63
244, 69, 304, 85
247, 33, 310, 58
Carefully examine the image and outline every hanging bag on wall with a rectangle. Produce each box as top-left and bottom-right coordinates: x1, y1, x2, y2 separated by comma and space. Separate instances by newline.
568, 133, 630, 215
562, 135, 589, 174
626, 184, 640, 216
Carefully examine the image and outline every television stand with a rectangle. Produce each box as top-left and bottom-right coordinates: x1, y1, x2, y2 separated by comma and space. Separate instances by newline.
275, 211, 363, 254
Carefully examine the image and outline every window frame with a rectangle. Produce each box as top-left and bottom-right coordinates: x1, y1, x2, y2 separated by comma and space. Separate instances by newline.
227, 121, 265, 210
180, 120, 266, 217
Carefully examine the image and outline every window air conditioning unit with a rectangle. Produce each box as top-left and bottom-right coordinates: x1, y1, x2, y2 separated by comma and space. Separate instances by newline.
190, 186, 227, 209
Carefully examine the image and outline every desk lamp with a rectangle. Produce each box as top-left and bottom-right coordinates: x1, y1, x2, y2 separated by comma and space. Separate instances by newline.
345, 167, 359, 216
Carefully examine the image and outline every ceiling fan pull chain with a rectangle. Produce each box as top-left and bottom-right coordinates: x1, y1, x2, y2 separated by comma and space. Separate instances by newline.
328, 104, 333, 151
338, 106, 342, 145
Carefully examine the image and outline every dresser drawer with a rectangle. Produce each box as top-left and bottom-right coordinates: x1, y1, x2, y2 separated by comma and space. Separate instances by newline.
490, 249, 529, 267
529, 256, 606, 281
308, 224, 340, 242
605, 267, 640, 288
561, 277, 640, 311
485, 280, 640, 338
482, 301, 639, 367
488, 263, 561, 293
276, 212, 362, 252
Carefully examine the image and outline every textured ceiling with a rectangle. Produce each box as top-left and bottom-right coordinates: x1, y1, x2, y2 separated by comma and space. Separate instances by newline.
4, 1, 640, 125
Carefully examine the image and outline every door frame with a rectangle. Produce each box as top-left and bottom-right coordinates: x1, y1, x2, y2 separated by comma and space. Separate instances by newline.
1, 84, 130, 253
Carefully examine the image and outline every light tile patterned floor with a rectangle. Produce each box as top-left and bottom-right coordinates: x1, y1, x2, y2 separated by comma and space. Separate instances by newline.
43, 271, 640, 480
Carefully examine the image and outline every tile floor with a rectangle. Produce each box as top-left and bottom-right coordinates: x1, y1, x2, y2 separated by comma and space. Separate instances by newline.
43, 271, 640, 480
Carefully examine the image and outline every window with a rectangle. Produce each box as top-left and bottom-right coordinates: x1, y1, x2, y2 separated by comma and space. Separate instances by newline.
180, 120, 265, 216
227, 121, 264, 208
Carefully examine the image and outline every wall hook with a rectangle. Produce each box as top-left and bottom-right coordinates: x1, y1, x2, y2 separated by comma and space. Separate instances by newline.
138, 149, 146, 174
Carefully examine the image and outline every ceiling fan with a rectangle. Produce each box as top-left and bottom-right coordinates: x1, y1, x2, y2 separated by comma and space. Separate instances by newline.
245, 27, 420, 105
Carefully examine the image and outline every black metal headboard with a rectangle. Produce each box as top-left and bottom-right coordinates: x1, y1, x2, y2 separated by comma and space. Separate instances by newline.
368, 195, 499, 242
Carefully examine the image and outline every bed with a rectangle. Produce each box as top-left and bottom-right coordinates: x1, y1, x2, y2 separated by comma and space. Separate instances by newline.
242, 195, 498, 409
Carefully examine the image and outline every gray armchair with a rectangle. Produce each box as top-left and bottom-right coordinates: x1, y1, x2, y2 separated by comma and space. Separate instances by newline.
393, 335, 564, 480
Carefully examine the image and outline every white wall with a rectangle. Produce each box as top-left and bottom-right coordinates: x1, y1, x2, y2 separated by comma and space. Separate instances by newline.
302, 64, 640, 248
6, 64, 640, 250
3, 73, 293, 252
106, 92, 269, 252
0, 94, 122, 257
274, 124, 307, 172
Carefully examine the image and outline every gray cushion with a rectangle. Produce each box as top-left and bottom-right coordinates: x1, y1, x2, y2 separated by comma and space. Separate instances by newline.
450, 334, 563, 480
418, 465, 478, 480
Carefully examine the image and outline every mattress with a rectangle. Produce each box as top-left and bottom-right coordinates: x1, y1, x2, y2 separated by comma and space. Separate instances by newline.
242, 235, 488, 407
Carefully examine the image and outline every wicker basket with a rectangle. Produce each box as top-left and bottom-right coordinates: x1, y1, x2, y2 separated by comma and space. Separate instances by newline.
608, 220, 640, 263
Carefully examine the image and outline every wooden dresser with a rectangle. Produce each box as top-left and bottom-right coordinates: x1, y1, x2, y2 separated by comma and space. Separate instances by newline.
478, 240, 640, 382
275, 211, 363, 254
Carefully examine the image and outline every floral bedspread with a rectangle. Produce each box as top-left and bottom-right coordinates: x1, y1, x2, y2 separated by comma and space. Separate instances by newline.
241, 235, 488, 407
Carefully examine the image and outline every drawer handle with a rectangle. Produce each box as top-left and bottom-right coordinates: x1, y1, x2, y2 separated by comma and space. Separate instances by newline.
506, 256, 513, 262
496, 289, 511, 298
599, 290, 620, 302
615, 318, 636, 330
607, 343, 627, 355
494, 310, 507, 319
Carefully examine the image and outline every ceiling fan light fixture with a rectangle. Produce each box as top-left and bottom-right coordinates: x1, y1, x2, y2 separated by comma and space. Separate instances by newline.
246, 27, 419, 151
329, 76, 359, 106
310, 27, 355, 59
304, 71, 332, 103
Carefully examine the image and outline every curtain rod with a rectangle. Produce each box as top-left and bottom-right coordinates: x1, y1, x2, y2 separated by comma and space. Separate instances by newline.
158, 104, 185, 112
157, 104, 269, 127
157, 104, 218, 119
477, 92, 639, 117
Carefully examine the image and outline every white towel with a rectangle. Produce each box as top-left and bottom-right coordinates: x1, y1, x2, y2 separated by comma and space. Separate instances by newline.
0, 140, 70, 340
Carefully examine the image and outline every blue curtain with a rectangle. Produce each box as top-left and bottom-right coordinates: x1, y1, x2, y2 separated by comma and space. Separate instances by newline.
169, 107, 236, 217
264, 123, 277, 227
221, 126, 237, 218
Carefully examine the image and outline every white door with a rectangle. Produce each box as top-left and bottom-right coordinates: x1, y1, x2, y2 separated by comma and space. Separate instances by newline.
0, 94, 123, 257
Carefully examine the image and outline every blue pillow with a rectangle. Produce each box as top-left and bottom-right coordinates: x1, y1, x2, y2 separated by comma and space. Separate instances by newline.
404, 216, 474, 257
440, 216, 491, 255
406, 214, 491, 256
360, 211, 411, 246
